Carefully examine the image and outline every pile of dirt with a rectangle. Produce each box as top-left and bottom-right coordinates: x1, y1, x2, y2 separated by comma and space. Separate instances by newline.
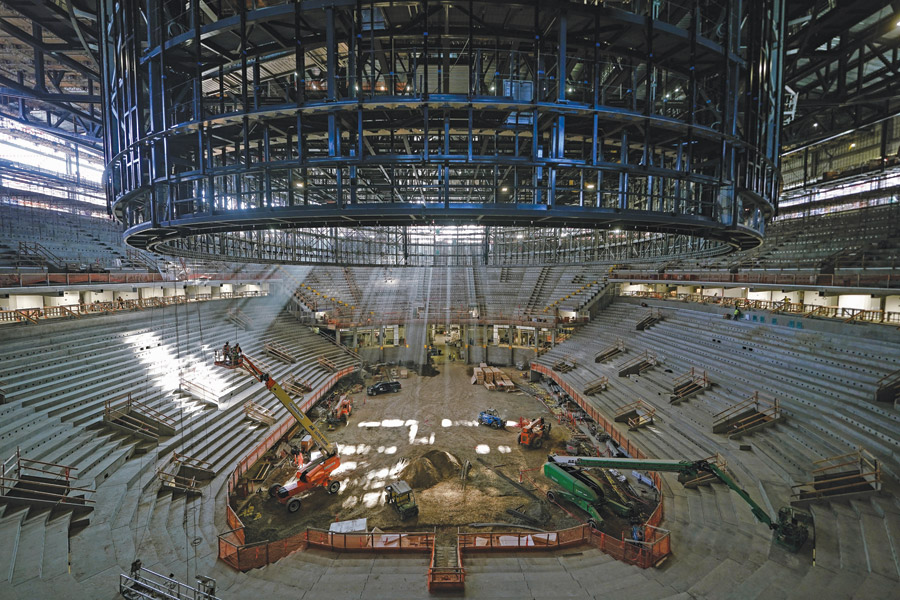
400, 449, 461, 489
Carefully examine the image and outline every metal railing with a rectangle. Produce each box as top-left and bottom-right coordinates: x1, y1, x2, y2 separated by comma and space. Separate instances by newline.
621, 291, 900, 326
0, 270, 280, 288
0, 291, 268, 326
612, 270, 898, 289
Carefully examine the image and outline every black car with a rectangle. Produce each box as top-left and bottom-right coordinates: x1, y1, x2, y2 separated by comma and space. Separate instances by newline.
367, 381, 402, 396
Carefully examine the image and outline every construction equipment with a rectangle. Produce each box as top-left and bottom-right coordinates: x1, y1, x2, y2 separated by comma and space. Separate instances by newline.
327, 394, 353, 426
518, 417, 551, 449
215, 352, 341, 513
477, 408, 504, 429
543, 456, 637, 529
552, 455, 811, 552
384, 480, 419, 520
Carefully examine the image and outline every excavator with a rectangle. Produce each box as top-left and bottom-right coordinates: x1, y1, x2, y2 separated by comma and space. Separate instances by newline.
549, 455, 811, 553
215, 352, 341, 513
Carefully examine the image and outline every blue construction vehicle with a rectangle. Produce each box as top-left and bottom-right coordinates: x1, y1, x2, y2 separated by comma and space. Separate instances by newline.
477, 408, 504, 429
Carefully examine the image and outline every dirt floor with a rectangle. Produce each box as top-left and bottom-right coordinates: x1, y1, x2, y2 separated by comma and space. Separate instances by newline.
236, 363, 653, 543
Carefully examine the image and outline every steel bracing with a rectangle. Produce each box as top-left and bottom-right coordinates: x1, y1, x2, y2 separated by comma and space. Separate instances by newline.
97, 0, 784, 265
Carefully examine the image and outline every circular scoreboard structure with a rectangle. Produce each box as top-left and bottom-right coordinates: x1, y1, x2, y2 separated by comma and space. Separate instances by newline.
100, 0, 785, 266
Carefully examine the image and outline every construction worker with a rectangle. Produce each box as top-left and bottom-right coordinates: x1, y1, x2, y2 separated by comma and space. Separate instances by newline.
223, 341, 231, 365
235, 343, 242, 365
733, 307, 742, 320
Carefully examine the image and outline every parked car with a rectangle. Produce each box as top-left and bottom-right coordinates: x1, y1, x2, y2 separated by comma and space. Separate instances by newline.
367, 381, 402, 396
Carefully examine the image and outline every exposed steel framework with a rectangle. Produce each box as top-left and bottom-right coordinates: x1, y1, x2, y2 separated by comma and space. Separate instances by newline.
99, 0, 785, 266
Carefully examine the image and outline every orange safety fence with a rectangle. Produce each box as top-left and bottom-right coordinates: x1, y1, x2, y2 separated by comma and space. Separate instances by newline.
217, 364, 671, 578
427, 541, 465, 591
587, 526, 671, 569
529, 363, 671, 567
306, 529, 433, 552
459, 524, 591, 551
218, 527, 434, 572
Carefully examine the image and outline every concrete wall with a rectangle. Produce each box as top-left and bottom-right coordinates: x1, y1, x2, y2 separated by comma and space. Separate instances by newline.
748, 290, 772, 302
885, 295, 900, 313
4, 294, 45, 309
839, 294, 882, 311
44, 291, 81, 307
81, 290, 113, 304
803, 292, 839, 307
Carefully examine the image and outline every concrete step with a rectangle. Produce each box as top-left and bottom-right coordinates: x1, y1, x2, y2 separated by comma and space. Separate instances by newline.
11, 510, 50, 585
809, 504, 840, 573
41, 512, 72, 580
0, 507, 29, 584
830, 502, 869, 575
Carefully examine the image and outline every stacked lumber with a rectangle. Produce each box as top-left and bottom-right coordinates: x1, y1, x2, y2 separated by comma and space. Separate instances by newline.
474, 365, 515, 391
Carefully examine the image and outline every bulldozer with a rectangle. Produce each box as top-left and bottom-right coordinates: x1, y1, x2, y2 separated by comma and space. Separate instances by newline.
518, 417, 551, 449
384, 480, 419, 520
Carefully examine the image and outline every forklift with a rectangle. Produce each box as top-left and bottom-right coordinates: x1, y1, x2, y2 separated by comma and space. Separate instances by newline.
518, 417, 551, 449
326, 394, 353, 428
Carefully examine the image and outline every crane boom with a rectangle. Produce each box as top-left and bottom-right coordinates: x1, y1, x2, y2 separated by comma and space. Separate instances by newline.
549, 454, 811, 552
559, 456, 772, 526
230, 355, 336, 456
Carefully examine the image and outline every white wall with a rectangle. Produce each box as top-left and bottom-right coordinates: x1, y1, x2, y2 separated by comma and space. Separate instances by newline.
723, 287, 745, 298
81, 290, 113, 304
778, 290, 802, 304
885, 295, 900, 314
676, 285, 694, 295
163, 287, 185, 297
748, 290, 772, 302
838, 294, 882, 311
700, 287, 724, 298
623, 283, 653, 293
44, 291, 80, 307
803, 293, 838, 307
140, 287, 164, 299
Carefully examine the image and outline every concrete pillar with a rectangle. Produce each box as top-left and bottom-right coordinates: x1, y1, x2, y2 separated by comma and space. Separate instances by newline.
352, 328, 358, 348
551, 328, 556, 347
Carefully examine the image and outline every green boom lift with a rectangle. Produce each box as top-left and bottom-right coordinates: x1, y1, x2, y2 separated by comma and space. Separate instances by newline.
543, 460, 638, 529
552, 455, 810, 552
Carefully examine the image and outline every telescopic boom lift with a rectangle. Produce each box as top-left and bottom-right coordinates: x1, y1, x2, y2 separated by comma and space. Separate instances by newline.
215, 352, 341, 512
550, 455, 810, 552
